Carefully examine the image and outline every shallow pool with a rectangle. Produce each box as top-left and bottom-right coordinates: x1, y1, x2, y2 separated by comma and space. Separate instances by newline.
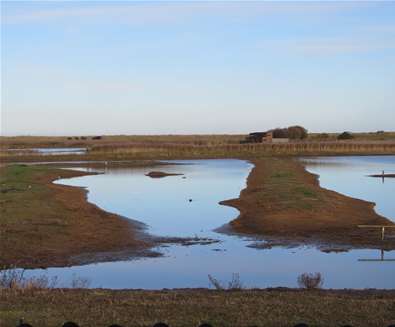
21, 158, 395, 289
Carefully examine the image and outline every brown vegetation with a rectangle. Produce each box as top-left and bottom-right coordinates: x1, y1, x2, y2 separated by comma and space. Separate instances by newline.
1, 288, 394, 327
0, 164, 158, 268
297, 272, 324, 290
221, 158, 395, 250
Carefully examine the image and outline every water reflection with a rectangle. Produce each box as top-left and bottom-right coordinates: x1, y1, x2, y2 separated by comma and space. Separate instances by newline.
7, 147, 86, 155
302, 155, 395, 222
22, 158, 395, 289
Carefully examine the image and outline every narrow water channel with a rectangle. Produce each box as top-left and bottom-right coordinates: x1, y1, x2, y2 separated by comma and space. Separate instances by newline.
22, 157, 395, 289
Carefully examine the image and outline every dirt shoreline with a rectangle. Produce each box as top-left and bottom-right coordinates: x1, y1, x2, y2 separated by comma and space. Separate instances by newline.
220, 157, 395, 251
0, 164, 162, 269
2, 156, 394, 268
0, 162, 216, 269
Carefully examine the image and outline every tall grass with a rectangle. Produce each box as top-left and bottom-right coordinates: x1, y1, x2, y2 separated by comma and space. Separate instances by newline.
88, 141, 395, 159
0, 268, 90, 290
0, 268, 59, 291
208, 273, 244, 290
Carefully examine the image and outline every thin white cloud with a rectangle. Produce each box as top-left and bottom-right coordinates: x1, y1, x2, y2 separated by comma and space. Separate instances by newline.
2, 2, 373, 25
259, 36, 395, 56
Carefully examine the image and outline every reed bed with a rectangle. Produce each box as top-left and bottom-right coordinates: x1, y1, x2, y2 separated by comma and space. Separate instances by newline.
88, 141, 395, 159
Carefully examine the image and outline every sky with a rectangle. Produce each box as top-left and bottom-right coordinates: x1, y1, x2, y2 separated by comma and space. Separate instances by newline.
1, 1, 395, 136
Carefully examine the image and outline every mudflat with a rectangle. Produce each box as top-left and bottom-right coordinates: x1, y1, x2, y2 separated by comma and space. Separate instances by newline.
0, 164, 158, 268
221, 157, 395, 250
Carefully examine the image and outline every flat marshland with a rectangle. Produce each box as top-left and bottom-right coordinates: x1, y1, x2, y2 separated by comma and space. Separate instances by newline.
0, 163, 160, 268
1, 288, 395, 327
1, 134, 395, 326
1, 134, 395, 162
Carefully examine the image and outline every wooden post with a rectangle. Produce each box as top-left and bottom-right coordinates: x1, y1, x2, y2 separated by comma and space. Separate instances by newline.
358, 225, 395, 241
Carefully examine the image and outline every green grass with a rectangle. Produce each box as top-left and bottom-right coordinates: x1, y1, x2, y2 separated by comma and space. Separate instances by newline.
294, 186, 317, 198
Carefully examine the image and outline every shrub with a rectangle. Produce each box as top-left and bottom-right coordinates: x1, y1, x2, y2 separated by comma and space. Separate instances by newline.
288, 126, 308, 140
208, 273, 243, 290
271, 126, 308, 140
317, 133, 329, 139
71, 274, 91, 288
337, 132, 353, 140
297, 272, 324, 289
0, 268, 58, 290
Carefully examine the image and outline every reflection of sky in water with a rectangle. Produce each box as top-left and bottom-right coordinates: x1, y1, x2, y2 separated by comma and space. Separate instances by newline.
23, 158, 395, 289
7, 147, 86, 155
303, 156, 395, 222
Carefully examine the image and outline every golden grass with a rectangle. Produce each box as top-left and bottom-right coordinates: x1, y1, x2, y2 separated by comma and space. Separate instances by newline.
1, 288, 394, 327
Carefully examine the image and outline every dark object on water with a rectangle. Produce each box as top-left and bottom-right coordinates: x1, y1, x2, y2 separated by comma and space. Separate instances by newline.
145, 171, 183, 178
369, 173, 395, 178
189, 199, 193, 202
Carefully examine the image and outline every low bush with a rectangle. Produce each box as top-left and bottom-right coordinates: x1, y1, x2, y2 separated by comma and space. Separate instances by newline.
337, 132, 354, 140
208, 273, 243, 290
297, 272, 324, 289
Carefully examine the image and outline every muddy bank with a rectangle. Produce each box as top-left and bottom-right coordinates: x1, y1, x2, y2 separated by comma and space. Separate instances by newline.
0, 162, 223, 268
220, 158, 395, 250
0, 164, 163, 269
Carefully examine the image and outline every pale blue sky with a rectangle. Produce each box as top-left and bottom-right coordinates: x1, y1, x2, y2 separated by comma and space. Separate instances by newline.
1, 1, 394, 136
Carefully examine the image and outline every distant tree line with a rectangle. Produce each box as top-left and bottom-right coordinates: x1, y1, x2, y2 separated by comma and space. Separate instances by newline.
67, 136, 103, 141
337, 131, 354, 140
271, 125, 308, 140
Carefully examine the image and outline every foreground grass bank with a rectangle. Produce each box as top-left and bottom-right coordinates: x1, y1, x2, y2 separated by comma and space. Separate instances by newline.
1, 288, 394, 327
222, 158, 395, 250
0, 164, 158, 268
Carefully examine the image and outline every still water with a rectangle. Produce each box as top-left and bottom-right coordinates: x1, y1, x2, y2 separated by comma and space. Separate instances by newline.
7, 147, 86, 155
23, 157, 395, 289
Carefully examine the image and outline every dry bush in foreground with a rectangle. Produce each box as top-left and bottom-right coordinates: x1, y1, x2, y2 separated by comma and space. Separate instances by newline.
297, 272, 324, 289
0, 268, 59, 290
208, 273, 243, 290
0, 268, 90, 290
